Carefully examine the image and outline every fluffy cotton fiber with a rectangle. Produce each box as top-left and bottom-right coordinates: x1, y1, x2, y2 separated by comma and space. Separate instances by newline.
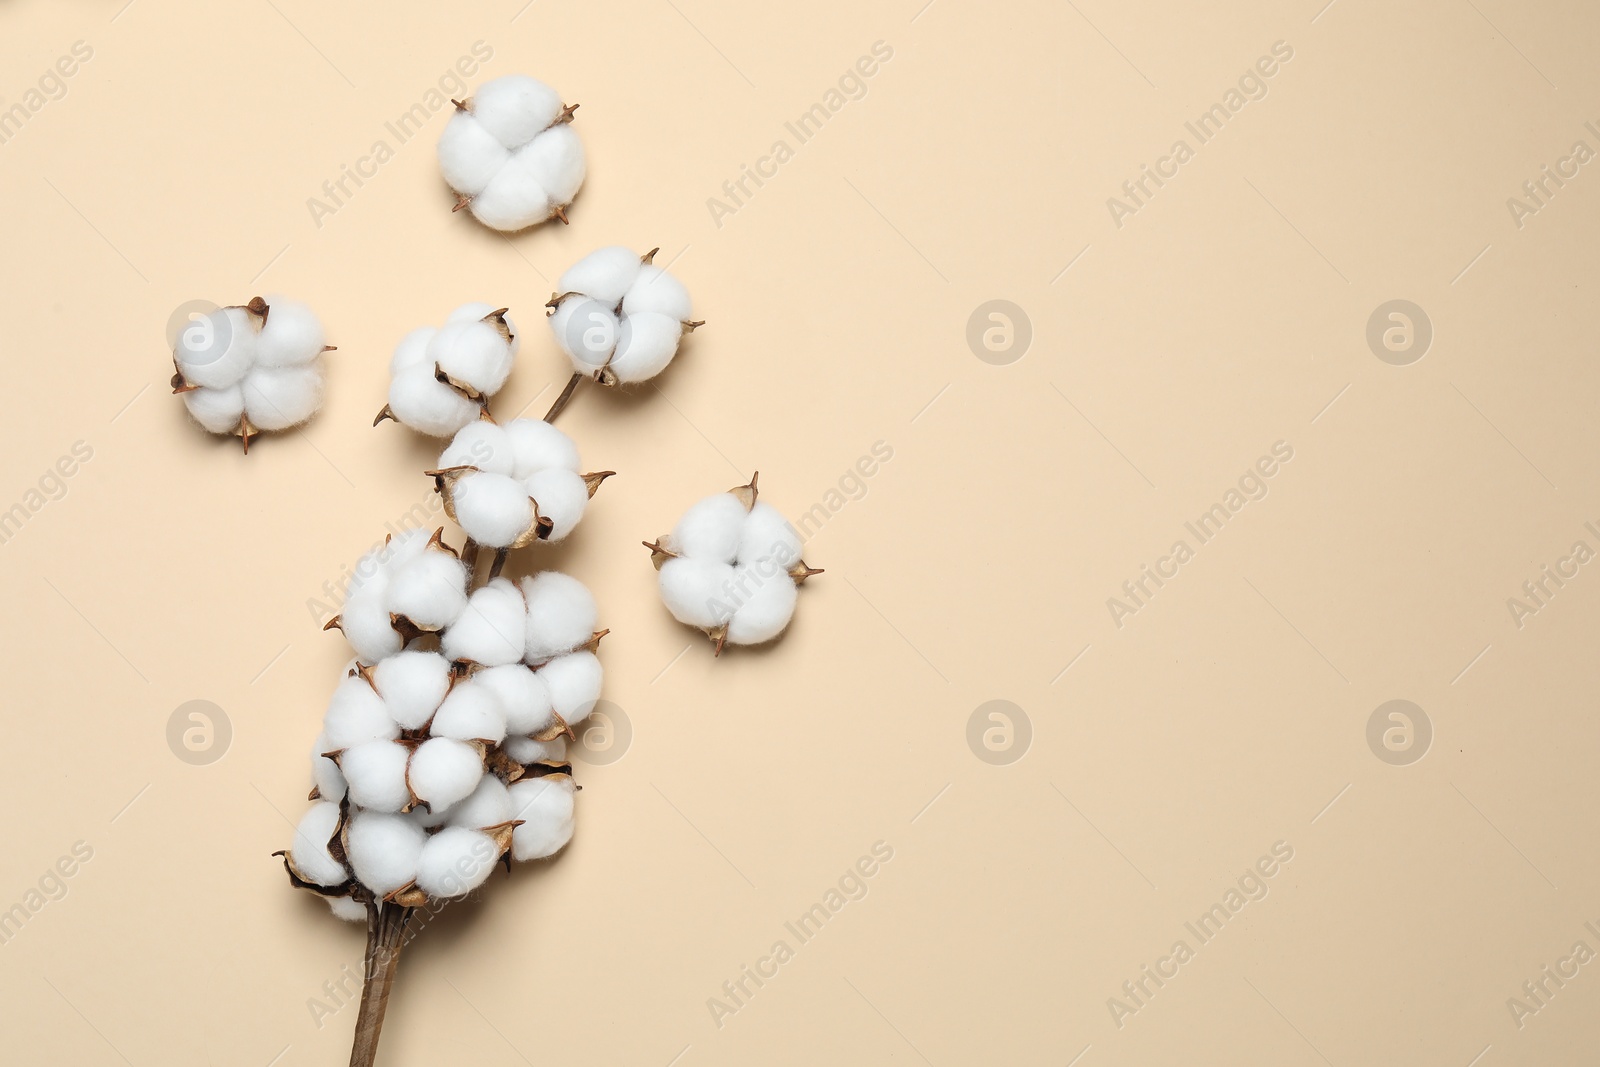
384, 306, 518, 438
548, 247, 697, 385
175, 295, 330, 446
435, 419, 598, 548
508, 776, 576, 861
439, 74, 585, 232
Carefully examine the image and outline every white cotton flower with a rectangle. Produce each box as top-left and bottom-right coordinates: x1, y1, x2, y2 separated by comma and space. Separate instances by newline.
501, 735, 566, 764
323, 675, 399, 750
508, 775, 576, 861
648, 473, 820, 654
408, 737, 485, 812
173, 296, 331, 450
446, 775, 514, 830
341, 741, 415, 813
441, 579, 527, 666
428, 678, 508, 743
547, 247, 700, 385
380, 306, 516, 437
521, 571, 598, 663
371, 651, 453, 730
538, 650, 602, 726
433, 419, 607, 549
290, 801, 348, 886
385, 544, 469, 631
310, 731, 346, 803
325, 895, 366, 922
449, 471, 534, 548
439, 74, 585, 232
346, 811, 428, 897
416, 827, 500, 898
472, 663, 554, 736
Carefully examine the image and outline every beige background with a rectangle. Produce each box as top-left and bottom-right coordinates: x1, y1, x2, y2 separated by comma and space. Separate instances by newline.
1, 0, 1597, 1063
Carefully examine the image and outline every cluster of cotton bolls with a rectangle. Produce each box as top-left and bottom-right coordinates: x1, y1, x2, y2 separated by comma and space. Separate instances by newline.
548, 246, 702, 385
172, 296, 331, 451
285, 554, 604, 915
646, 474, 822, 654
438, 74, 585, 232
431, 417, 611, 549
377, 304, 520, 437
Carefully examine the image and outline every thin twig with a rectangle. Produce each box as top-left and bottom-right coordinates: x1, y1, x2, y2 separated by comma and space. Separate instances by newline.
544, 372, 583, 423
488, 547, 509, 581
349, 902, 413, 1067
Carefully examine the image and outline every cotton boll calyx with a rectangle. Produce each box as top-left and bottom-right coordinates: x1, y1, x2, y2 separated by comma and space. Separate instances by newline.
416, 827, 504, 898
521, 571, 598, 663
441, 74, 584, 231
508, 775, 576, 861
524, 467, 590, 541
289, 801, 349, 887
408, 737, 487, 812
647, 472, 821, 654
428, 678, 508, 743
546, 247, 701, 385
441, 579, 527, 666
341, 741, 415, 813
346, 811, 428, 897
371, 651, 452, 730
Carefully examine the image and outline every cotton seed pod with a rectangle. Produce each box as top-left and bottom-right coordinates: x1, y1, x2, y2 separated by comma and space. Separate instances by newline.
384, 535, 470, 632
546, 247, 702, 385
346, 810, 428, 897
538, 650, 603, 726
289, 801, 350, 887
172, 296, 334, 451
446, 775, 515, 830
441, 578, 528, 667
415, 827, 509, 898
408, 737, 487, 812
428, 677, 508, 743
340, 741, 415, 813
521, 570, 598, 663
508, 775, 576, 861
377, 306, 517, 437
647, 473, 821, 654
326, 529, 462, 665
325, 895, 366, 922
309, 731, 346, 803
370, 650, 453, 730
322, 675, 399, 750
439, 74, 585, 231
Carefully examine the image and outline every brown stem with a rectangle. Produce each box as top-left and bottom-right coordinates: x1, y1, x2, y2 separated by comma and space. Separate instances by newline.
461, 538, 481, 582
488, 546, 509, 581
349, 901, 413, 1067
544, 372, 583, 423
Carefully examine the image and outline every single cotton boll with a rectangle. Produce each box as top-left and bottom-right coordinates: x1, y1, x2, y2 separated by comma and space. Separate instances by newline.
429, 678, 508, 742
470, 163, 553, 231
659, 557, 738, 629
438, 112, 511, 195
737, 502, 803, 570
515, 124, 585, 204
408, 738, 485, 811
326, 896, 366, 922
622, 265, 693, 321
549, 296, 619, 371
559, 246, 643, 307
471, 75, 563, 146
341, 741, 414, 813
255, 296, 326, 366
502, 735, 566, 763
323, 676, 400, 750
385, 551, 469, 630
508, 776, 576, 861
429, 319, 512, 397
390, 327, 437, 374
311, 732, 347, 803
182, 384, 245, 434
451, 471, 535, 548
504, 418, 579, 479
371, 651, 453, 730
442, 579, 527, 667
241, 365, 324, 430
606, 312, 683, 384
290, 801, 348, 886
346, 811, 427, 896
538, 650, 602, 724
521, 571, 597, 662
438, 420, 515, 476
416, 827, 500, 898
341, 590, 404, 664
524, 467, 587, 541
389, 364, 482, 437
472, 664, 553, 735
174, 306, 255, 389
447, 775, 514, 830
727, 563, 798, 645
672, 493, 747, 563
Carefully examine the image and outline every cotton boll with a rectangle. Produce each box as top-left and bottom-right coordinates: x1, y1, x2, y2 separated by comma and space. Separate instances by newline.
521, 571, 597, 662
326, 896, 366, 922
469, 162, 553, 232
549, 296, 619, 371
323, 676, 399, 750
446, 775, 514, 830
737, 502, 803, 569
385, 551, 469, 630
290, 801, 348, 886
341, 741, 414, 813
181, 384, 245, 434
438, 420, 515, 476
371, 651, 452, 730
672, 493, 747, 563
408, 738, 485, 811
311, 732, 347, 803
471, 75, 563, 146
416, 827, 500, 898
502, 735, 566, 763
515, 124, 585, 204
255, 296, 326, 366
428, 320, 512, 397
346, 811, 427, 896
524, 467, 587, 541
341, 590, 404, 664
606, 312, 683, 384
504, 419, 579, 479
726, 563, 798, 645
390, 327, 437, 374
408, 803, 452, 829
622, 265, 692, 321
472, 664, 553, 735
385, 526, 433, 567
508, 776, 576, 861
442, 579, 527, 667
241, 364, 324, 430
558, 246, 643, 307
538, 650, 602, 725
451, 471, 535, 548
174, 306, 254, 389
659, 557, 738, 629
438, 112, 511, 195
429, 678, 508, 742
389, 364, 481, 437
